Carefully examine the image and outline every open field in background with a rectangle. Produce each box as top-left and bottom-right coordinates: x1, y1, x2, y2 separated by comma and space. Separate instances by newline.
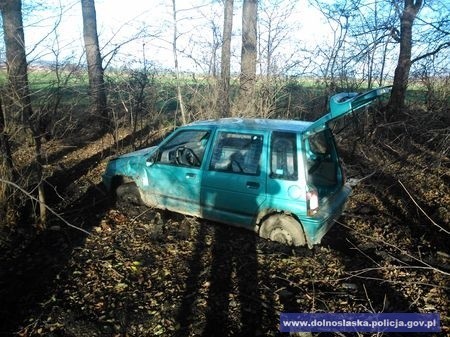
2, 68, 447, 139
0, 69, 449, 336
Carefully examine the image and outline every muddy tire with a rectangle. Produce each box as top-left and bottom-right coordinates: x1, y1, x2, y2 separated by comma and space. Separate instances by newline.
115, 183, 143, 206
259, 214, 306, 246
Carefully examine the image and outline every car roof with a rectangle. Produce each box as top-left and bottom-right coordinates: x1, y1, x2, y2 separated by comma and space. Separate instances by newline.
187, 118, 312, 133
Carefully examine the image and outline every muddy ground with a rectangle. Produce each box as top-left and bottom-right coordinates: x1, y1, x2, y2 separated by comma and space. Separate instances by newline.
0, 118, 448, 337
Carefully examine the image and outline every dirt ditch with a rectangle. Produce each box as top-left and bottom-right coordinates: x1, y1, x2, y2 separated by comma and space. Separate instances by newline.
0, 123, 448, 337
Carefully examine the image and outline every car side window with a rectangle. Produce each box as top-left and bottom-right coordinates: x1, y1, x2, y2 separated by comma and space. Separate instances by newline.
270, 132, 298, 180
209, 132, 263, 175
308, 131, 331, 155
157, 130, 210, 167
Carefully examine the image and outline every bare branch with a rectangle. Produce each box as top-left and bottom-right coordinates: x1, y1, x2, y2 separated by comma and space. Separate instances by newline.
398, 179, 450, 234
412, 41, 450, 64
0, 178, 91, 235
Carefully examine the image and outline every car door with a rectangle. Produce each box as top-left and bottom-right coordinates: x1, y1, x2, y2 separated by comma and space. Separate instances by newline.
305, 86, 391, 135
201, 130, 267, 228
143, 128, 211, 217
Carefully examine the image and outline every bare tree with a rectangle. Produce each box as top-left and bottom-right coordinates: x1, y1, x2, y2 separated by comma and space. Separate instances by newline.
258, 0, 296, 77
387, 0, 423, 115
240, 0, 258, 97
81, 0, 108, 127
172, 0, 187, 125
0, 0, 46, 224
220, 0, 234, 117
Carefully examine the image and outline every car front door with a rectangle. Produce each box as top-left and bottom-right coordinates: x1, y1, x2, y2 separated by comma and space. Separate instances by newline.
144, 128, 211, 217
201, 130, 267, 228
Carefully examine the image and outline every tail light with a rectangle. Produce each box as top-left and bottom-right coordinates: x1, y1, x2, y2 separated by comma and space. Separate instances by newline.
307, 190, 319, 216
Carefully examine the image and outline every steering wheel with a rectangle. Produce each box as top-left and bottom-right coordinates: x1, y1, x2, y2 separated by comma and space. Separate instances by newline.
230, 159, 244, 172
176, 147, 201, 166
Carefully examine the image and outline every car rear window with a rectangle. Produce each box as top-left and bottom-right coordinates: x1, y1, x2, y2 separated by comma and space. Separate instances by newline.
305, 130, 338, 188
270, 132, 297, 180
209, 132, 263, 175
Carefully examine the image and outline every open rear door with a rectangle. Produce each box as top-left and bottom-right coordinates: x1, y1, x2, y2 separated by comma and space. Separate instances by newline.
306, 86, 392, 134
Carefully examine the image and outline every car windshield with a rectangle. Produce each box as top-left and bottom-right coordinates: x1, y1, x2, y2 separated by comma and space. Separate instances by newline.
162, 130, 209, 149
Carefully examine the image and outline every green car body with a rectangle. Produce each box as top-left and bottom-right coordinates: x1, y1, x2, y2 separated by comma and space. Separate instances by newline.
102, 87, 391, 247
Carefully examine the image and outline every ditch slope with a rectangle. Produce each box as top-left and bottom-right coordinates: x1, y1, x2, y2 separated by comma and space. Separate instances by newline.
0, 122, 448, 337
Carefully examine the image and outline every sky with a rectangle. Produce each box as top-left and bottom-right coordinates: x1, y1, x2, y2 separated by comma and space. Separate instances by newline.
20, 0, 330, 73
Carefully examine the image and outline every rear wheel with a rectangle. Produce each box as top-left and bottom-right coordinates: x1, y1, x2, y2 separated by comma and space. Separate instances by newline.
259, 214, 306, 246
115, 183, 143, 206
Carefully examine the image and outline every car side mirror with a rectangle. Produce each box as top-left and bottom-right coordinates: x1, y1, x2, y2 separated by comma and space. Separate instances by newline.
146, 151, 158, 166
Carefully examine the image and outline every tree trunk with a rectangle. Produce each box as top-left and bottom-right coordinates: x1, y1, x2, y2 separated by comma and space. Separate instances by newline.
81, 0, 108, 128
0, 98, 16, 179
240, 0, 257, 97
0, 0, 32, 123
172, 0, 187, 125
220, 0, 234, 118
0, 97, 17, 223
387, 0, 423, 116
1, 0, 46, 225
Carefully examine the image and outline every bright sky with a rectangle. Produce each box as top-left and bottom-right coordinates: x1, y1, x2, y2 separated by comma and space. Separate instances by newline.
21, 0, 331, 73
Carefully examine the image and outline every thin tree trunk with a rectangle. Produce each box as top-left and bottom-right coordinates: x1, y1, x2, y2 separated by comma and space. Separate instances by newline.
81, 0, 108, 128
1, 0, 46, 225
240, 0, 257, 96
387, 0, 423, 116
220, 0, 234, 118
172, 0, 187, 125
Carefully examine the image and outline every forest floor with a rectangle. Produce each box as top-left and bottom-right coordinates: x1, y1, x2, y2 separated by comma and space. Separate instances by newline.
0, 116, 449, 337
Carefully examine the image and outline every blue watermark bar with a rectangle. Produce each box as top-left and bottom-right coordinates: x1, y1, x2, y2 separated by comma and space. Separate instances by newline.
280, 313, 441, 333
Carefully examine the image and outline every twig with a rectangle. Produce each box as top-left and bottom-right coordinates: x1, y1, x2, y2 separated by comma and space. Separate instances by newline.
345, 238, 381, 266
398, 179, 450, 235
130, 207, 154, 224
335, 219, 450, 276
346, 171, 376, 187
0, 179, 91, 235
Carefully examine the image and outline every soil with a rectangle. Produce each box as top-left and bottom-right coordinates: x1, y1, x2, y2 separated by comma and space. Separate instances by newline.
0, 119, 448, 337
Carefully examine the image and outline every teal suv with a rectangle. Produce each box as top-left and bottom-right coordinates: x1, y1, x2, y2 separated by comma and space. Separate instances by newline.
102, 87, 391, 247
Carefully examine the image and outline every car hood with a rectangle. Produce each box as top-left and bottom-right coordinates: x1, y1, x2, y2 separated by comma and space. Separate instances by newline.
116, 146, 158, 159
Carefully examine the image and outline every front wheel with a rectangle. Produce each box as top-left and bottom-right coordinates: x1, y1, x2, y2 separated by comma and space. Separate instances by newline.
259, 214, 306, 246
115, 183, 143, 206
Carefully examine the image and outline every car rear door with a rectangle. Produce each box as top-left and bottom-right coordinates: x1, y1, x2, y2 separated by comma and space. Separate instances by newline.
305, 86, 391, 135
200, 129, 267, 228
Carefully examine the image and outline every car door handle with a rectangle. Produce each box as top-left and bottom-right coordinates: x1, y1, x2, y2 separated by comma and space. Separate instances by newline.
246, 181, 260, 189
186, 173, 196, 179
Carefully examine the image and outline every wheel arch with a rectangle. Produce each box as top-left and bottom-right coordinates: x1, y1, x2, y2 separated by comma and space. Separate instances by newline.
110, 175, 135, 191
256, 209, 312, 247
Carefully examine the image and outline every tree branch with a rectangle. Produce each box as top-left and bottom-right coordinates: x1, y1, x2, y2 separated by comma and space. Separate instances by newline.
412, 41, 450, 63
0, 178, 91, 235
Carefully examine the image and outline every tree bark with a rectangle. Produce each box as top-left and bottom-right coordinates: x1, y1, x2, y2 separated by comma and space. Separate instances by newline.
81, 0, 108, 127
220, 0, 234, 118
240, 0, 257, 97
0, 0, 32, 123
0, 97, 17, 222
0, 100, 16, 182
387, 0, 423, 116
172, 0, 187, 125
1, 0, 46, 224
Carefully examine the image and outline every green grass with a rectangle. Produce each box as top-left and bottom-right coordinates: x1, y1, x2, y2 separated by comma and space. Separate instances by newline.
1, 68, 442, 117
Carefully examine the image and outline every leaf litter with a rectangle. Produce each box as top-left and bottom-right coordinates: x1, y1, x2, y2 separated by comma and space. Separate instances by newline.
0, 124, 448, 337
